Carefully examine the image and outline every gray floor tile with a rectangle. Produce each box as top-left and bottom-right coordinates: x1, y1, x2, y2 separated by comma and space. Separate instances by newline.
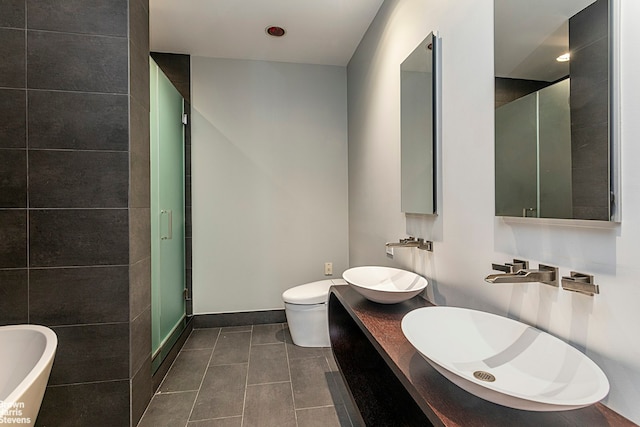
187, 416, 242, 427
190, 364, 248, 421
221, 325, 252, 333
243, 382, 296, 427
139, 326, 358, 427
183, 328, 221, 350
247, 343, 290, 385
296, 405, 342, 427
251, 323, 285, 345
210, 331, 251, 365
159, 349, 212, 392
137, 391, 197, 427
284, 327, 327, 359
290, 356, 335, 409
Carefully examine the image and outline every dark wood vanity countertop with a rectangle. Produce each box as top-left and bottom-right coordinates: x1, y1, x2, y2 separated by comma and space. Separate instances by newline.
329, 285, 636, 427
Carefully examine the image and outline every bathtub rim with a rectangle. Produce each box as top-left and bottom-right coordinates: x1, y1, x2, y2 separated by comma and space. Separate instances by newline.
0, 324, 58, 411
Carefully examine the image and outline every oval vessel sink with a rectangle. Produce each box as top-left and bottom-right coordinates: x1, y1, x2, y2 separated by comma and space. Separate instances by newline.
343, 266, 428, 304
401, 306, 609, 411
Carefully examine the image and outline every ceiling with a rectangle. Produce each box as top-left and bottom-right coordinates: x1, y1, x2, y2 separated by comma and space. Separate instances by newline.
494, 0, 597, 81
149, 0, 385, 66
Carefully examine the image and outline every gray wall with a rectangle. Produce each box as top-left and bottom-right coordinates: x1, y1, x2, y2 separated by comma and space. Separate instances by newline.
0, 1, 151, 425
191, 57, 349, 314
347, 0, 640, 423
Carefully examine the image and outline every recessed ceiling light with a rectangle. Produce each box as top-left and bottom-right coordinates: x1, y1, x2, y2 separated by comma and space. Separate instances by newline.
266, 26, 286, 37
556, 53, 571, 62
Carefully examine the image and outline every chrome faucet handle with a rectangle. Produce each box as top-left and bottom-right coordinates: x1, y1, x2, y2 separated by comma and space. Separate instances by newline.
491, 259, 529, 273
561, 271, 599, 296
400, 236, 417, 244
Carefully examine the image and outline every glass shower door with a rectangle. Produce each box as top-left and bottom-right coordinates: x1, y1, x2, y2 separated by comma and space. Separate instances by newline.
150, 58, 186, 366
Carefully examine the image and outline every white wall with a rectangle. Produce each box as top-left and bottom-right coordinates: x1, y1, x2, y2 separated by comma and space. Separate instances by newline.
192, 57, 349, 314
348, 0, 640, 423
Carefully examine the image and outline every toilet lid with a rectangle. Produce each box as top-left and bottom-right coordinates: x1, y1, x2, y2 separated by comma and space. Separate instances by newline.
282, 279, 347, 304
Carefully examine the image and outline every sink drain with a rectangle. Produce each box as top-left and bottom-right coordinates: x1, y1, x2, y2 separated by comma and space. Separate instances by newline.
473, 371, 496, 382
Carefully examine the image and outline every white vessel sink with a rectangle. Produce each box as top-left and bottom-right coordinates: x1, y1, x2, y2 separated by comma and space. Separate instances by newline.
401, 306, 609, 411
342, 266, 428, 304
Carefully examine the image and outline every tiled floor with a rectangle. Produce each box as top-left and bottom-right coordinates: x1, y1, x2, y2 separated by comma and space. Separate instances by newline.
137, 323, 360, 427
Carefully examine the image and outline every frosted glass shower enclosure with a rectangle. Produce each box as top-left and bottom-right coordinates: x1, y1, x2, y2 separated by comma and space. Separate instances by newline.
495, 79, 572, 218
150, 58, 186, 369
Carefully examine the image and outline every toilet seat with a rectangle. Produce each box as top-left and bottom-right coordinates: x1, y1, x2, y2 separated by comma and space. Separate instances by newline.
282, 279, 346, 305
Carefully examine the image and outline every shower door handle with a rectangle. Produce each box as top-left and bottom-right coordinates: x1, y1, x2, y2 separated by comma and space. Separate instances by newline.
160, 209, 173, 240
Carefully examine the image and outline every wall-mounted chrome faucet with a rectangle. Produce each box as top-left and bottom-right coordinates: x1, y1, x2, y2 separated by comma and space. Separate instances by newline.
386, 236, 433, 251
485, 261, 559, 287
561, 272, 600, 296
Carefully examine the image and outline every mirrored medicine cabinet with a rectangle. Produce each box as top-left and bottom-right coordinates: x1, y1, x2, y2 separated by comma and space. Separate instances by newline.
401, 32, 439, 215
494, 0, 619, 221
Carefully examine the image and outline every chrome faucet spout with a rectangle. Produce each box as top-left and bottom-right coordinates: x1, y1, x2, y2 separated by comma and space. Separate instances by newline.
484, 264, 559, 287
385, 237, 433, 251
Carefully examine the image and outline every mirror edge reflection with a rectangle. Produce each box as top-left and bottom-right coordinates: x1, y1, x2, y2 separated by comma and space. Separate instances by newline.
609, 0, 621, 223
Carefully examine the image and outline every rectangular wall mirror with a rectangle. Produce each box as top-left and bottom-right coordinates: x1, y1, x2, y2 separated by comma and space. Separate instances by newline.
401, 32, 439, 215
494, 0, 618, 221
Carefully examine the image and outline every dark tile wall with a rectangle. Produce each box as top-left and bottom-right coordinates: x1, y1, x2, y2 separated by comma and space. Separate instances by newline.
495, 77, 553, 109
569, 0, 610, 220
129, 1, 153, 425
0, 0, 151, 426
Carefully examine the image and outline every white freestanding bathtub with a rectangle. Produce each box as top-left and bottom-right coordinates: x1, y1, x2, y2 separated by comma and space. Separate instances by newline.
0, 325, 57, 426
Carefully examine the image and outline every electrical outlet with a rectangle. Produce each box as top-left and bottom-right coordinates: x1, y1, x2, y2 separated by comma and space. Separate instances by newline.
324, 262, 333, 276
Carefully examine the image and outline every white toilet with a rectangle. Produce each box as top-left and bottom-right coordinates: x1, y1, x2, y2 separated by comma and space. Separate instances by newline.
282, 279, 346, 347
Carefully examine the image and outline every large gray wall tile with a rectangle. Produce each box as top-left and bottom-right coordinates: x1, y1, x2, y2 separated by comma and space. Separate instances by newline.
0, 0, 25, 28
130, 307, 151, 377
0, 29, 25, 88
131, 357, 153, 427
28, 91, 128, 151
27, 31, 127, 93
0, 210, 26, 268
130, 207, 151, 264
29, 266, 129, 325
49, 323, 129, 385
29, 209, 129, 267
569, 0, 608, 50
130, 257, 151, 320
27, 0, 127, 36
0, 269, 27, 324
29, 150, 128, 208
130, 40, 150, 108
0, 89, 26, 147
130, 96, 151, 209
0, 149, 26, 207
36, 380, 130, 427
129, 0, 149, 56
